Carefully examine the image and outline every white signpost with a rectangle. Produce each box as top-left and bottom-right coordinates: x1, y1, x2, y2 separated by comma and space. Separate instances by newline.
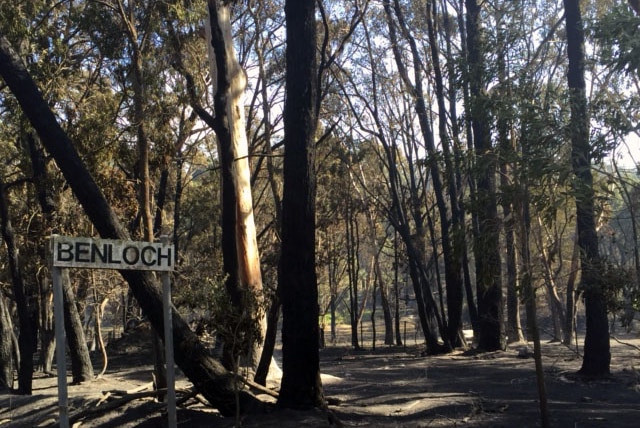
50, 235, 176, 428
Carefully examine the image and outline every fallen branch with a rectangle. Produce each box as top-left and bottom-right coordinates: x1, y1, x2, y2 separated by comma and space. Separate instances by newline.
176, 389, 200, 407
102, 381, 154, 397
95, 392, 111, 407
243, 378, 279, 399
611, 336, 640, 353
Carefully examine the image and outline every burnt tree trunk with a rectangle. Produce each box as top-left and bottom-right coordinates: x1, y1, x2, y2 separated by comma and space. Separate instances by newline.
563, 0, 610, 376
0, 179, 34, 395
254, 296, 280, 386
25, 133, 57, 373
0, 33, 260, 416
61, 270, 93, 383
465, 0, 504, 351
28, 132, 93, 380
277, 0, 324, 409
386, 0, 461, 350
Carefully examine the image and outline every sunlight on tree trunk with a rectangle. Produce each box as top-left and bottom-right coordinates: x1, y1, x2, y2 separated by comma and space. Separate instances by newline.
206, 0, 266, 372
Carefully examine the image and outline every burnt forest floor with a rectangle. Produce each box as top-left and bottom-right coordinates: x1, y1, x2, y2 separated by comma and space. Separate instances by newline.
1, 324, 639, 427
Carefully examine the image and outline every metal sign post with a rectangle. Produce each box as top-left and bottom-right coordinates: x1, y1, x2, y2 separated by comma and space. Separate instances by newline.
161, 235, 176, 427
50, 235, 176, 428
51, 264, 69, 428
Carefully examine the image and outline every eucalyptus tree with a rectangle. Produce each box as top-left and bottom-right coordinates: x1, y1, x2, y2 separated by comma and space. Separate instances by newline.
592, 1, 640, 311
330, 6, 447, 353
0, 177, 34, 394
347, 145, 397, 347
382, 0, 464, 349
0, 0, 110, 390
0, 31, 268, 414
199, 0, 267, 372
277, 0, 324, 409
464, 0, 504, 352
564, 0, 610, 376
491, 1, 525, 344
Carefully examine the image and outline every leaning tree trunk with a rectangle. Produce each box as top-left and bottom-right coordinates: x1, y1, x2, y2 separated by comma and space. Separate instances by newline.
345, 205, 361, 349
563, 0, 610, 376
278, 0, 324, 409
0, 33, 261, 416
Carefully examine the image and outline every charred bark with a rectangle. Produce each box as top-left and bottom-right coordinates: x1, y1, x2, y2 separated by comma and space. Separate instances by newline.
0, 179, 34, 395
277, 0, 324, 409
563, 0, 610, 376
465, 0, 504, 351
61, 270, 93, 383
25, 133, 57, 373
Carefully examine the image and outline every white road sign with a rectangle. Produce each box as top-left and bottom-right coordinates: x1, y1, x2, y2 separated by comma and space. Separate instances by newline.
51, 236, 174, 271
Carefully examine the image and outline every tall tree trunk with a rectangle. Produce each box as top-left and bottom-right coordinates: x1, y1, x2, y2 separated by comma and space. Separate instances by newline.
252, 14, 284, 383
116, 0, 168, 395
0, 179, 34, 394
25, 133, 57, 373
27, 131, 94, 383
445, 6, 479, 338
520, 182, 550, 428
563, 233, 580, 345
206, 0, 265, 371
0, 33, 261, 415
61, 270, 93, 383
427, 0, 467, 348
358, 14, 444, 351
495, 27, 524, 345
465, 0, 504, 351
385, 0, 460, 350
345, 206, 360, 349
563, 0, 610, 376
0, 294, 13, 390
393, 233, 403, 346
278, 0, 324, 409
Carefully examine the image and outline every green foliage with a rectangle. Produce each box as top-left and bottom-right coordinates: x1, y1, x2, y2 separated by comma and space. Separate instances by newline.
180, 274, 265, 362
593, 4, 640, 75
597, 262, 637, 314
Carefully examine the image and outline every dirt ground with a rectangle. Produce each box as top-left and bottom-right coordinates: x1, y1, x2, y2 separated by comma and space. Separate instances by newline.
1, 326, 639, 428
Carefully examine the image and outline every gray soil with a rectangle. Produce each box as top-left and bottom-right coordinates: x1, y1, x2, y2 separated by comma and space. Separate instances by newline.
1, 327, 639, 427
